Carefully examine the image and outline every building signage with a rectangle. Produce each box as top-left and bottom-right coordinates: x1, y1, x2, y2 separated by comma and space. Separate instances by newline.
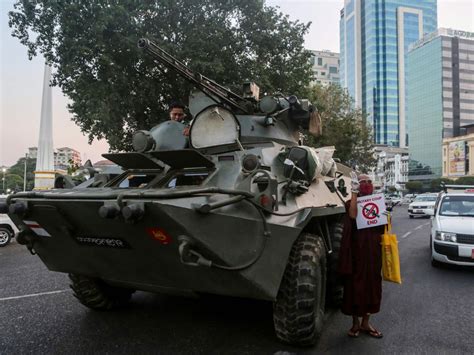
448, 141, 466, 176
409, 28, 474, 52
446, 29, 474, 39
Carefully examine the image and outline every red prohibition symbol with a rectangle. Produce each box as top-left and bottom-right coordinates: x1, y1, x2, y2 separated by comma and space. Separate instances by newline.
362, 202, 379, 220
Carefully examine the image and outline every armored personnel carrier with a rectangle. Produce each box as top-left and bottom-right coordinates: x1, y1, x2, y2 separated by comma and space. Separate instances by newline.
3, 39, 352, 346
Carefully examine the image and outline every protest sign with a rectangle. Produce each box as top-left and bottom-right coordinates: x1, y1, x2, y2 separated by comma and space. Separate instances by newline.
356, 193, 388, 229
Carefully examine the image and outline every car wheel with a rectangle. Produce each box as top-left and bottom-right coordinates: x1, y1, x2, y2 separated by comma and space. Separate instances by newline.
0, 227, 12, 247
409, 215, 414, 219
273, 233, 326, 346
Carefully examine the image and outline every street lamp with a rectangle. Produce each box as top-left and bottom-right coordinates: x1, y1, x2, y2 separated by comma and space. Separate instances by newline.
23, 153, 28, 192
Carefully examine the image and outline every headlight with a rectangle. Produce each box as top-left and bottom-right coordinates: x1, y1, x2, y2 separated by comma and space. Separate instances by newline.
435, 231, 457, 242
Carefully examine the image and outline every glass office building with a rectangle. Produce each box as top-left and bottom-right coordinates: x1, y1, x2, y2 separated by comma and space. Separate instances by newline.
340, 0, 437, 147
408, 29, 474, 180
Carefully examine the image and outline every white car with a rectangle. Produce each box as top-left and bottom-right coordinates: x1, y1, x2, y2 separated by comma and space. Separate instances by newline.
408, 193, 438, 218
403, 193, 417, 204
430, 187, 474, 267
0, 212, 19, 247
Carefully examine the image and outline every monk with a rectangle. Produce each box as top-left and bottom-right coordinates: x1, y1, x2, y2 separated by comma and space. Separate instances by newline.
338, 173, 384, 339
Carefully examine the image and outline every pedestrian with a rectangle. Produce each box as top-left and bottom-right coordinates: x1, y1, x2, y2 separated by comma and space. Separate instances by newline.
338, 173, 384, 339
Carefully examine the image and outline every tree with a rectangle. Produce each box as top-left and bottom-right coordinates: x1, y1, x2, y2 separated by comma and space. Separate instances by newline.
387, 186, 397, 193
304, 83, 376, 172
67, 159, 81, 175
430, 177, 454, 191
5, 174, 24, 192
453, 176, 474, 185
9, 0, 312, 151
405, 181, 423, 193
7, 156, 37, 191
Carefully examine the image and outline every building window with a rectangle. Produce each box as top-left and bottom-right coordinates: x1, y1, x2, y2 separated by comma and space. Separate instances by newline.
321, 71, 326, 76
317, 57, 323, 66
329, 66, 338, 74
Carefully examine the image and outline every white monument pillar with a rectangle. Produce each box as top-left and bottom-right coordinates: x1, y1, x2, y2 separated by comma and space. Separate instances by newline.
34, 63, 55, 190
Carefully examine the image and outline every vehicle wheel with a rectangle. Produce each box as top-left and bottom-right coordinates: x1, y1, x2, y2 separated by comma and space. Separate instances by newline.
409, 215, 414, 219
0, 227, 12, 247
273, 233, 327, 346
326, 222, 343, 306
69, 274, 134, 310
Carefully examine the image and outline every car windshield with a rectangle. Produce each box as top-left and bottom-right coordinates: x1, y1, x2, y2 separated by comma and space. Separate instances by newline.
414, 195, 437, 202
439, 195, 474, 216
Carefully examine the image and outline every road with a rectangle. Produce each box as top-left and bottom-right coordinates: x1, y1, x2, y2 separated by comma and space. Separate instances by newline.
1, 206, 473, 354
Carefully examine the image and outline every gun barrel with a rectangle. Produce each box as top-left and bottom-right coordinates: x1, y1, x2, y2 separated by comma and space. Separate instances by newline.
137, 38, 149, 49
138, 38, 249, 113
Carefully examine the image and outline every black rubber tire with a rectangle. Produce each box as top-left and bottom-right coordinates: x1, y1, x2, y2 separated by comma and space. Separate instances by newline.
409, 215, 414, 219
69, 274, 134, 310
273, 233, 327, 346
326, 222, 344, 306
0, 227, 12, 247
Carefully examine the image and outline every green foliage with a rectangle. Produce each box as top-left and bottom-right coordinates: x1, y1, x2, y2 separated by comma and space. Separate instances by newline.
305, 83, 376, 172
405, 181, 423, 193
453, 176, 474, 185
5, 156, 36, 191
67, 159, 81, 175
430, 177, 454, 190
387, 186, 397, 193
9, 0, 312, 151
5, 174, 23, 192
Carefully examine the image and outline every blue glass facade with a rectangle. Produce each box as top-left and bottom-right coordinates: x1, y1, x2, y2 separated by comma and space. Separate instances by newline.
346, 16, 356, 100
340, 0, 437, 147
407, 37, 443, 178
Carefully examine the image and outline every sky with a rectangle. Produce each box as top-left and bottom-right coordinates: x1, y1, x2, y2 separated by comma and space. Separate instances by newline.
1, 0, 473, 167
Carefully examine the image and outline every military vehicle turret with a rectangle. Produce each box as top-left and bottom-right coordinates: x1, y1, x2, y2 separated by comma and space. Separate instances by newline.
2, 38, 352, 346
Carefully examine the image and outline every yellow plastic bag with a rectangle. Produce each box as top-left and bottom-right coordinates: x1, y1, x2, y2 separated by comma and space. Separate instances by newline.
381, 217, 402, 284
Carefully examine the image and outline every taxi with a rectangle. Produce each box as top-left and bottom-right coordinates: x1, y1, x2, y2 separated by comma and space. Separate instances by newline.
429, 186, 474, 267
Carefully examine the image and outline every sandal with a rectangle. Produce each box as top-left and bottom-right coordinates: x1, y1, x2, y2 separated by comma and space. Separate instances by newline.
360, 325, 383, 338
348, 326, 360, 338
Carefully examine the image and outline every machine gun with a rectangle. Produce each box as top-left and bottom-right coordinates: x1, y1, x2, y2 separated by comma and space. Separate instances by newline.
138, 38, 252, 114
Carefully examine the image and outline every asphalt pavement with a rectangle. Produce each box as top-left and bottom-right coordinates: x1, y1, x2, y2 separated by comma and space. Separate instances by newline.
1, 206, 473, 354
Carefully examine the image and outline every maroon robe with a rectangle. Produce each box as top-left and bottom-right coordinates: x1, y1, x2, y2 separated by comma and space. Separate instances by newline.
338, 201, 384, 316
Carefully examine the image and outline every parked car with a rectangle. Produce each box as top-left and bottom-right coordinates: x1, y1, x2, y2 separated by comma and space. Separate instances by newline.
429, 186, 474, 267
0, 198, 19, 246
385, 194, 402, 208
403, 193, 417, 204
408, 193, 438, 218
